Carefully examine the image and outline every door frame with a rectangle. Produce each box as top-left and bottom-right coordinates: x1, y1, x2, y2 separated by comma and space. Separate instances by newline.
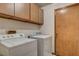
54, 3, 78, 56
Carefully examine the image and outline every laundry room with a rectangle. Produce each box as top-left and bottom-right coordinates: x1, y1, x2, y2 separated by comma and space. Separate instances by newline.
0, 2, 79, 56
0, 3, 52, 56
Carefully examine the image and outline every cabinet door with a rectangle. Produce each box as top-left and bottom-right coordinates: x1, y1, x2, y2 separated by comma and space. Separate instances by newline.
39, 8, 43, 24
0, 3, 14, 16
30, 4, 39, 23
15, 3, 30, 21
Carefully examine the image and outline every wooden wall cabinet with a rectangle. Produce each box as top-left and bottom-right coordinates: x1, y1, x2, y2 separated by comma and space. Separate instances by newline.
0, 3, 43, 25
30, 4, 39, 23
15, 3, 30, 21
0, 3, 14, 16
30, 3, 43, 25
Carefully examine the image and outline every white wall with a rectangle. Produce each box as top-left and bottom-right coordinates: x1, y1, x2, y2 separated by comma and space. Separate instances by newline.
0, 18, 40, 36
40, 3, 74, 53
0, 18, 40, 30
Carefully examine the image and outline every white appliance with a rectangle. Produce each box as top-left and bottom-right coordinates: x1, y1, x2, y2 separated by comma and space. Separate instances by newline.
0, 34, 37, 56
31, 34, 52, 56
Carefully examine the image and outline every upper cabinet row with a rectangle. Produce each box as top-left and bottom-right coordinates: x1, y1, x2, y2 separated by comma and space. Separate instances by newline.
0, 3, 43, 25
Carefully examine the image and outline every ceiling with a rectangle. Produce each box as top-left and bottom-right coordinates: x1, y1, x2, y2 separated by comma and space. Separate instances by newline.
36, 3, 52, 7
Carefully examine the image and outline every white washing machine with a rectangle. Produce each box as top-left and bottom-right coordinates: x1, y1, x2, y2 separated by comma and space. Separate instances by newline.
31, 34, 52, 56
0, 34, 37, 56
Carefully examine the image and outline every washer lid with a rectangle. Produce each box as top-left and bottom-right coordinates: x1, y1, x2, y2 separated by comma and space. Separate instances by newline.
32, 34, 51, 39
0, 38, 36, 48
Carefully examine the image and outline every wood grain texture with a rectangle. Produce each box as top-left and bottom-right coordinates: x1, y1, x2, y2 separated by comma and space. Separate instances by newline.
0, 3, 43, 25
55, 4, 79, 56
15, 3, 30, 20
30, 3, 39, 23
0, 3, 14, 16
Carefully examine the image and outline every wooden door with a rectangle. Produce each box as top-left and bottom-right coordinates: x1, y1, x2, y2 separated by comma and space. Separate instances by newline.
55, 4, 79, 56
15, 3, 30, 21
30, 3, 39, 23
0, 3, 14, 16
